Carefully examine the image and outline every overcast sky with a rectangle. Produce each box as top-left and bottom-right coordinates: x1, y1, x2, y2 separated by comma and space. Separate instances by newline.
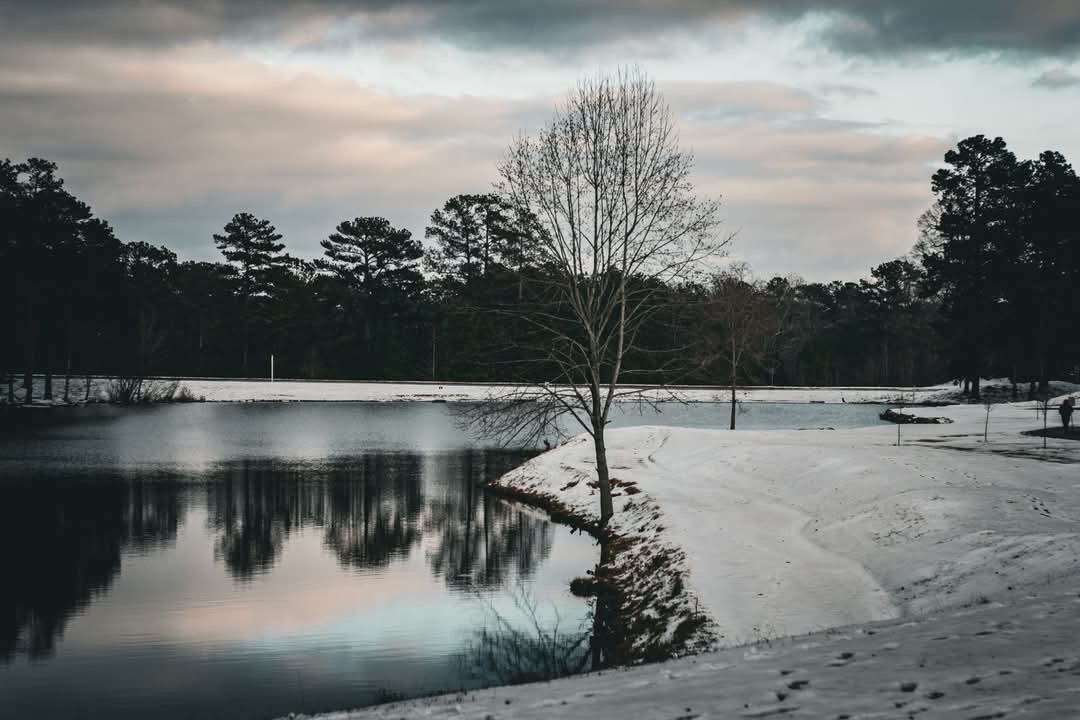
3, 1, 1079, 280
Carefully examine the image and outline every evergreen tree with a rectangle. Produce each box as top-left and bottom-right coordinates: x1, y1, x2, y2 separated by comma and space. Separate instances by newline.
1018, 151, 1080, 391
319, 216, 423, 301
3, 158, 94, 402
424, 193, 532, 288
922, 135, 1022, 399
213, 213, 288, 372
318, 216, 424, 377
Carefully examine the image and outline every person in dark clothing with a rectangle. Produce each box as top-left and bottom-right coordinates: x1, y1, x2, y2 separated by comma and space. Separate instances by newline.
1060, 397, 1075, 432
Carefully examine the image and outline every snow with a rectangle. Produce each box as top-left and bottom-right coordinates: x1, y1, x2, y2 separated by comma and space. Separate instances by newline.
166, 380, 965, 405
285, 388, 1080, 719
4, 376, 1025, 405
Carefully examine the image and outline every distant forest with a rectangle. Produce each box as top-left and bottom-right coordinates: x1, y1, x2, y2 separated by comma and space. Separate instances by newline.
3, 134, 1078, 401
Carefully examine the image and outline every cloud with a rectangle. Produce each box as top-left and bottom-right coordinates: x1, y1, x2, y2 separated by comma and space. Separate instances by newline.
665, 82, 820, 120
0, 39, 545, 255
1032, 68, 1080, 88
676, 112, 948, 279
817, 83, 879, 100
5, 1, 1080, 58
0, 35, 947, 278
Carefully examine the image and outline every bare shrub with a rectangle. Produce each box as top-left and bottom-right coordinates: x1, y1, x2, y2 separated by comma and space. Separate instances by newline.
106, 377, 180, 404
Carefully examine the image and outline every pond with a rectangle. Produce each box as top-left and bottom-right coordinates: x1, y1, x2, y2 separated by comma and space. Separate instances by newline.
0, 401, 887, 719
607, 399, 889, 432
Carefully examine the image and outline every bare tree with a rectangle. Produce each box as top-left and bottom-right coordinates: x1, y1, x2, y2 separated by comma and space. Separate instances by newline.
475, 69, 726, 526
699, 263, 788, 429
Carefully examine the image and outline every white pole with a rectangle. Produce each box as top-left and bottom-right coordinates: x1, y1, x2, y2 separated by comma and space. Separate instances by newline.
271, 354, 275, 383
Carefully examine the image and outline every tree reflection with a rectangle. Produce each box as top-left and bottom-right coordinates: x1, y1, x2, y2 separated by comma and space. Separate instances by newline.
205, 462, 328, 579
425, 450, 552, 590
462, 579, 615, 686
205, 456, 427, 578
0, 480, 183, 662
323, 454, 423, 569
2, 450, 566, 662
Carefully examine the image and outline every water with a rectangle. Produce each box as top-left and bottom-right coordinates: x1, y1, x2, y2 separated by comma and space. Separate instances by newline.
0, 404, 596, 720
0, 400, 886, 719
608, 400, 889, 432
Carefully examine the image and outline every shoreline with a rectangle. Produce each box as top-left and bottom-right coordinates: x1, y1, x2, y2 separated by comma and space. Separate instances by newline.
485, 477, 712, 666
6, 376, 1034, 406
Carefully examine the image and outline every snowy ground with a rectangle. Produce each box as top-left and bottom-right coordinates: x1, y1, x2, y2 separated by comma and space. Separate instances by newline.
7, 375, 1055, 405
289, 388, 1080, 719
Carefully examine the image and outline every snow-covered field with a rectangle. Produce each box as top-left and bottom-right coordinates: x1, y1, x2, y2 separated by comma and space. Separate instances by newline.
6, 375, 1041, 405
289, 389, 1080, 719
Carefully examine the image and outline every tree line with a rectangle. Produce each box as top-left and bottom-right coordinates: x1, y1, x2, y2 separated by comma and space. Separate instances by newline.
2, 134, 1077, 403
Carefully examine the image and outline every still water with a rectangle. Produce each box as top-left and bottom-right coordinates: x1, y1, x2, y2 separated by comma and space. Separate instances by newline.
0, 401, 886, 719
0, 404, 597, 720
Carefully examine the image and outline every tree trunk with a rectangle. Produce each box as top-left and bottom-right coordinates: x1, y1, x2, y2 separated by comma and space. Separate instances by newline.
43, 321, 53, 400
22, 292, 34, 405
971, 376, 981, 401
41, 315, 52, 403
85, 373, 93, 403
63, 312, 73, 403
22, 367, 33, 407
1037, 289, 1048, 396
882, 340, 890, 385
6, 373, 13, 404
593, 428, 614, 526
729, 360, 737, 430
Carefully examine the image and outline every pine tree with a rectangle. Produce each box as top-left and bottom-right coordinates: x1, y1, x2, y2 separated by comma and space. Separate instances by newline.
318, 216, 423, 300
213, 213, 288, 372
318, 216, 423, 376
424, 193, 532, 288
923, 135, 1022, 399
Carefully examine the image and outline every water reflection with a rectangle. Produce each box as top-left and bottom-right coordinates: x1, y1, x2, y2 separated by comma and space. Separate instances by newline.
324, 454, 424, 570
207, 463, 329, 579
0, 450, 559, 666
0, 480, 183, 661
425, 451, 554, 591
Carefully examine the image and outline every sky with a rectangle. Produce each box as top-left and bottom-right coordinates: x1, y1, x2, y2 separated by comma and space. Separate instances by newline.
2, 1, 1080, 281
